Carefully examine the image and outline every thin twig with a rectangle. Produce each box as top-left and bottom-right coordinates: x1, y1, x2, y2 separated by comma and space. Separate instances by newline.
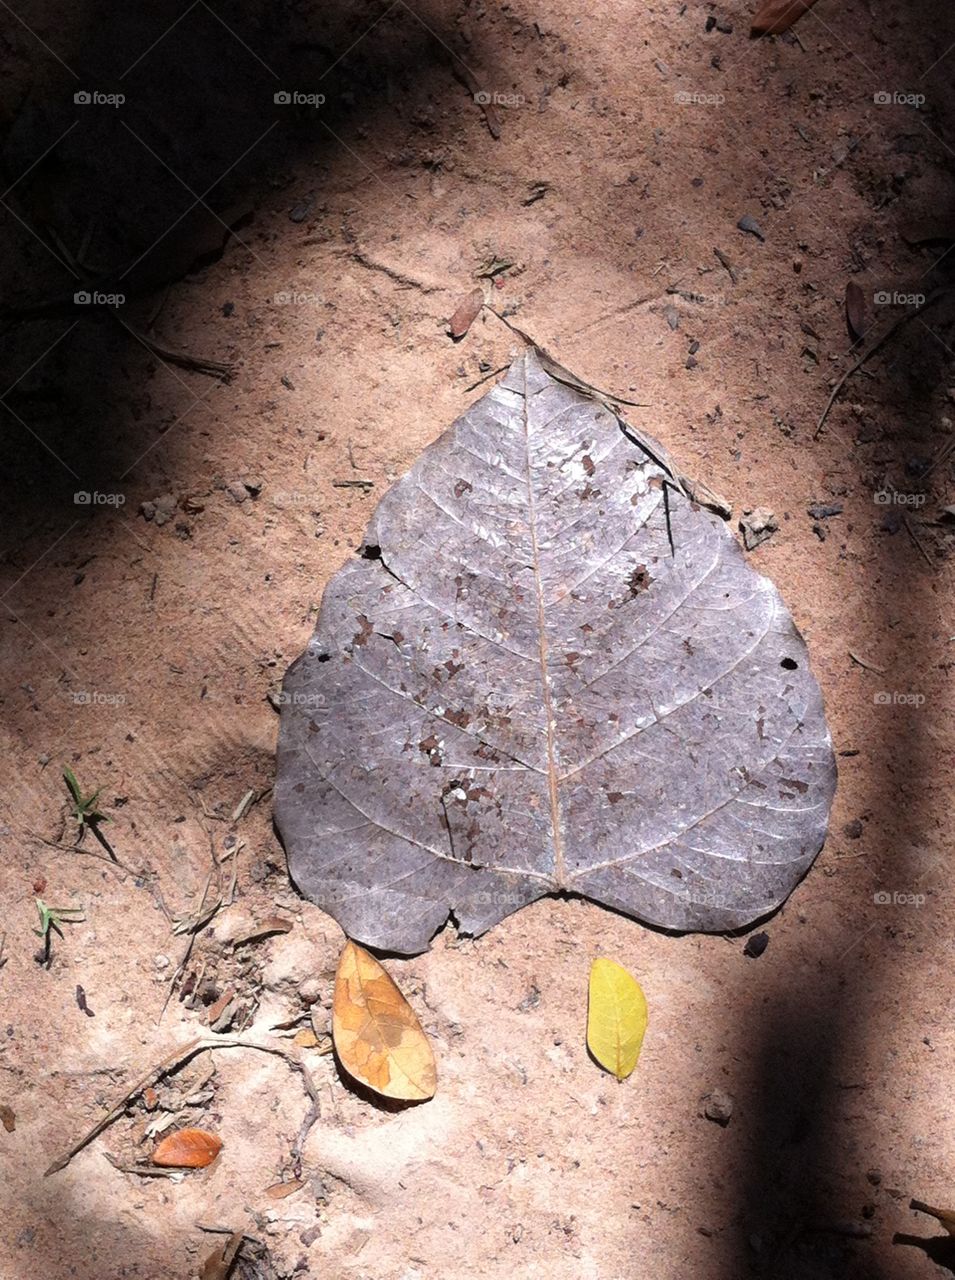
815, 287, 955, 438
45, 1036, 321, 1177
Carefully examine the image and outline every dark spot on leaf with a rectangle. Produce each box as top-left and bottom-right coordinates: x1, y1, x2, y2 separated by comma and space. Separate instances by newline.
444, 707, 471, 728
353, 615, 373, 647
582, 454, 595, 476
361, 543, 382, 560
780, 657, 798, 670
607, 791, 624, 804
453, 479, 473, 498
628, 565, 652, 596
779, 776, 809, 794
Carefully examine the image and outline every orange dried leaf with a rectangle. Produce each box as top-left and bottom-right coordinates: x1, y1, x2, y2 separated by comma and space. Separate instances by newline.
332, 940, 437, 1101
448, 288, 484, 339
152, 1127, 222, 1168
751, 0, 821, 36
293, 1028, 320, 1048
265, 1178, 306, 1199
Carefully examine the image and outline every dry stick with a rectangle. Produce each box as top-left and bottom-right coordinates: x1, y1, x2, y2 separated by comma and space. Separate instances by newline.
814, 287, 955, 438
44, 1036, 321, 1177
26, 829, 141, 879
484, 308, 735, 517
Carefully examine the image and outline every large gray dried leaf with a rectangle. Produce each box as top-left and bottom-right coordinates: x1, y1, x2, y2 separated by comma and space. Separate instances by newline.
275, 352, 836, 954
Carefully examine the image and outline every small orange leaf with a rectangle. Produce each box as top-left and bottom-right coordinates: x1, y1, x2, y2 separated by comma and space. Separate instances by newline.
293, 1028, 320, 1048
152, 1127, 222, 1168
265, 1178, 306, 1199
332, 940, 436, 1101
751, 0, 821, 36
448, 288, 484, 340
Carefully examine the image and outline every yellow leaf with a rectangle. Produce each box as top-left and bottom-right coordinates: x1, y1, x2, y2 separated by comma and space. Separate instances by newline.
332, 940, 437, 1101
587, 957, 648, 1080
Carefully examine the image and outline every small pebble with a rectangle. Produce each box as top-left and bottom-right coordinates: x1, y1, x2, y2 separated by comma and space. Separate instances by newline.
737, 213, 765, 241
744, 931, 769, 958
703, 1089, 734, 1126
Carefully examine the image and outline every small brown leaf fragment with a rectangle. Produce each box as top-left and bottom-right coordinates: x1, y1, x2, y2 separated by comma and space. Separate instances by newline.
142, 1086, 159, 1111
293, 1028, 320, 1048
448, 288, 484, 340
206, 988, 237, 1029
0, 1104, 15, 1133
751, 0, 821, 36
845, 281, 866, 344
265, 1178, 306, 1199
152, 1127, 222, 1168
332, 940, 437, 1101
232, 917, 293, 947
200, 1231, 244, 1280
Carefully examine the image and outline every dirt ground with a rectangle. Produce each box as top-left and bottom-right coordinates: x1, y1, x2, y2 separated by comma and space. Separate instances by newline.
2, 0, 955, 1277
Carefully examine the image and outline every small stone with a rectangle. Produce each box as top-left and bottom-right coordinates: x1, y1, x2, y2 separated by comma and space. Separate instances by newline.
740, 507, 778, 551
298, 977, 323, 1005
843, 818, 864, 840
866, 1168, 882, 1186
664, 305, 680, 331
290, 197, 314, 224
154, 954, 170, 970
703, 1089, 734, 1126
737, 213, 765, 241
226, 481, 249, 504
743, 931, 769, 958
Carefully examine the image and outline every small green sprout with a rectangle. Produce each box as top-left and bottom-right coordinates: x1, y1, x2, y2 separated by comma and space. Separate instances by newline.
63, 764, 109, 834
33, 897, 85, 965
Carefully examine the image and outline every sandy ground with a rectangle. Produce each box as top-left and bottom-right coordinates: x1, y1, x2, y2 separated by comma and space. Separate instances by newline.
2, 0, 955, 1277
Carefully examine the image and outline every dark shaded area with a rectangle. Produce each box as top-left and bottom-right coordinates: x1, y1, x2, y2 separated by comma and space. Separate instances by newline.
733, 2, 955, 1274
0, 0, 482, 531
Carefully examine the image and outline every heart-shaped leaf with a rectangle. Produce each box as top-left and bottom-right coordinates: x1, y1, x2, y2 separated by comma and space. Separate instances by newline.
275, 352, 835, 954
